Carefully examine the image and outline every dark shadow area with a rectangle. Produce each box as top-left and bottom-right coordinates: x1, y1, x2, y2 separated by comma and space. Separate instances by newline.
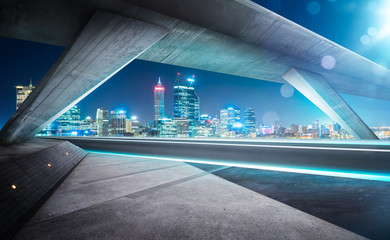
187, 162, 390, 240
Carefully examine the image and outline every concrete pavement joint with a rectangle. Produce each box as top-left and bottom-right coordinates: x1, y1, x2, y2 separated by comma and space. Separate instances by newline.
80, 158, 153, 169
126, 166, 230, 199
80, 163, 184, 185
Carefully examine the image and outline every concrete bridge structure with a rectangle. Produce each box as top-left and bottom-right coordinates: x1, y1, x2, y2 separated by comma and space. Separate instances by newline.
1, 0, 388, 144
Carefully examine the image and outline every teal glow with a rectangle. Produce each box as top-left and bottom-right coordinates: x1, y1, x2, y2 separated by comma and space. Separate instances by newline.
88, 150, 390, 182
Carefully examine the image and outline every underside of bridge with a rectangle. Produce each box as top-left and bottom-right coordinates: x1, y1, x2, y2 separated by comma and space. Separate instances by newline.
1, 0, 389, 144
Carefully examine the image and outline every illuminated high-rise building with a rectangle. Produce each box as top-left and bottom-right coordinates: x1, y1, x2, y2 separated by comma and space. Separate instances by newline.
110, 110, 126, 136
244, 108, 256, 131
96, 108, 109, 136
57, 105, 81, 136
126, 116, 140, 136
220, 109, 228, 129
154, 77, 165, 123
16, 79, 35, 110
173, 73, 199, 122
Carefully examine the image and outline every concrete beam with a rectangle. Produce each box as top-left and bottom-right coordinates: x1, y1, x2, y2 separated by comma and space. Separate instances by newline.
282, 67, 378, 140
0, 10, 168, 145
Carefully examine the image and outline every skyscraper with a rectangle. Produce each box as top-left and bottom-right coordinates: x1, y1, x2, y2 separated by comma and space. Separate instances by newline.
126, 116, 140, 136
57, 105, 81, 136
16, 79, 34, 110
96, 108, 109, 136
110, 110, 126, 136
220, 109, 228, 129
173, 73, 199, 122
244, 108, 256, 131
154, 77, 165, 123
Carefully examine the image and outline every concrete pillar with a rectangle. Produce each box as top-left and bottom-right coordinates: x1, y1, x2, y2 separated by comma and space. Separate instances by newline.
0, 10, 168, 145
283, 67, 378, 140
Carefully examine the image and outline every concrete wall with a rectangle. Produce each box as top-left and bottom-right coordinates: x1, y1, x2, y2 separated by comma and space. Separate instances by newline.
0, 141, 87, 239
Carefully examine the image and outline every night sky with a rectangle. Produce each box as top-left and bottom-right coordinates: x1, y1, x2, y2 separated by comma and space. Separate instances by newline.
1, 0, 390, 129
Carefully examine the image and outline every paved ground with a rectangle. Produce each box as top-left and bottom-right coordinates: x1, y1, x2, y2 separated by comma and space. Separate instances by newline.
15, 152, 365, 240
188, 163, 390, 239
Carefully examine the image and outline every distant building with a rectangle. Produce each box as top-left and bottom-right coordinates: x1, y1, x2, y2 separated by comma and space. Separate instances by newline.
173, 73, 199, 123
244, 108, 256, 132
291, 124, 299, 135
110, 110, 126, 136
80, 116, 96, 136
126, 116, 140, 135
157, 118, 176, 137
174, 117, 189, 137
154, 78, 165, 123
57, 106, 81, 136
224, 107, 240, 130
16, 79, 35, 110
274, 121, 282, 135
96, 108, 109, 136
220, 109, 228, 129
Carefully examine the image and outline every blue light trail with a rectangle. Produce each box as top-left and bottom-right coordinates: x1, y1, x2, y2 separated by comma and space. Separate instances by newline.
88, 150, 390, 182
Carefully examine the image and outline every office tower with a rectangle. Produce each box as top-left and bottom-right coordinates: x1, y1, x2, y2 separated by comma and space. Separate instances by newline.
154, 77, 165, 123
313, 120, 320, 137
244, 108, 256, 131
234, 108, 241, 123
226, 107, 240, 129
220, 109, 228, 128
274, 121, 281, 134
96, 108, 109, 136
126, 116, 140, 135
157, 118, 176, 137
194, 94, 200, 121
173, 73, 199, 123
110, 110, 126, 136
57, 105, 81, 136
313, 120, 319, 130
80, 116, 95, 136
16, 79, 35, 110
174, 117, 189, 137
291, 124, 299, 135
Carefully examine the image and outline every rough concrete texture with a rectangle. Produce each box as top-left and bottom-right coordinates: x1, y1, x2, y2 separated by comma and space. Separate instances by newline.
1, 0, 390, 101
0, 10, 168, 144
283, 67, 378, 140
15, 153, 366, 240
0, 139, 87, 239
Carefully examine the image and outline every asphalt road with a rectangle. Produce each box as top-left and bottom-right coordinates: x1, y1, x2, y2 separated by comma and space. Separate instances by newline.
44, 137, 390, 174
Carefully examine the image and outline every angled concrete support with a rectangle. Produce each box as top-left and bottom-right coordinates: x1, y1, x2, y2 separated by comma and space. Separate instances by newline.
283, 67, 378, 140
0, 10, 168, 145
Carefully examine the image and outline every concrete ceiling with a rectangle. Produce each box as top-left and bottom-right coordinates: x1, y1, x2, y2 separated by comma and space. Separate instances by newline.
0, 0, 389, 100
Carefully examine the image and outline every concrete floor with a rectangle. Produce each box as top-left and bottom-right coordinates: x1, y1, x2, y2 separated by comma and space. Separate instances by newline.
15, 153, 365, 239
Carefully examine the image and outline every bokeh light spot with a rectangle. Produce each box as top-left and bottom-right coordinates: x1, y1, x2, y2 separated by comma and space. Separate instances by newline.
368, 1, 377, 10
360, 35, 370, 45
321, 55, 336, 70
368, 27, 378, 37
280, 84, 294, 98
307, 1, 321, 15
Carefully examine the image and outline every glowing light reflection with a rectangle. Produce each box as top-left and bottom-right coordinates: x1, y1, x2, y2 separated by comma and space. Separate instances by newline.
88, 150, 390, 182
